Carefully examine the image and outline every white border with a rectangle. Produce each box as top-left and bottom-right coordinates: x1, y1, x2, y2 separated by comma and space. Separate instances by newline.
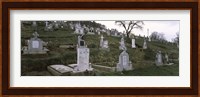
10, 10, 190, 87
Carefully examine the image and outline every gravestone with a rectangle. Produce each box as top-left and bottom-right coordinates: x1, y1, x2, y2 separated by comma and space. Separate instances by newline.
77, 35, 87, 48
88, 27, 95, 35
100, 35, 104, 47
155, 51, 163, 66
45, 21, 48, 27
102, 40, 109, 48
143, 39, 147, 49
69, 23, 74, 30
119, 36, 126, 50
32, 21, 37, 31
22, 31, 49, 54
54, 22, 59, 29
74, 35, 93, 72
148, 36, 151, 41
164, 53, 169, 64
74, 23, 84, 34
132, 38, 136, 48
116, 50, 132, 71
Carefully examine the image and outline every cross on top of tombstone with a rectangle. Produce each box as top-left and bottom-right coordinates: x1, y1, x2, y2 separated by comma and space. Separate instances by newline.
33, 31, 39, 38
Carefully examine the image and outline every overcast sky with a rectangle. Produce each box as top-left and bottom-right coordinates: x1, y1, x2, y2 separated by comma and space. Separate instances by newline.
95, 21, 179, 42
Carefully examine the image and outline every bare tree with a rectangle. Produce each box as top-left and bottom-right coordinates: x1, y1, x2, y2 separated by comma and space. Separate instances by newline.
115, 21, 144, 38
150, 31, 166, 42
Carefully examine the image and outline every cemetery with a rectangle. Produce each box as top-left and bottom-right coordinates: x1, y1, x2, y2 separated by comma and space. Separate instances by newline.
21, 21, 179, 76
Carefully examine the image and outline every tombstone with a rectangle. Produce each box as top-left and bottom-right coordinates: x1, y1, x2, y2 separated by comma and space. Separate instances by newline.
119, 36, 126, 50
155, 51, 163, 66
143, 39, 147, 49
116, 50, 132, 71
100, 35, 104, 47
164, 53, 169, 64
96, 28, 101, 35
88, 27, 95, 35
54, 22, 59, 29
32, 21, 37, 31
148, 36, 151, 41
22, 31, 49, 54
102, 40, 109, 48
69, 23, 74, 30
74, 35, 93, 72
74, 23, 84, 34
131, 38, 136, 48
77, 35, 86, 47
45, 21, 48, 27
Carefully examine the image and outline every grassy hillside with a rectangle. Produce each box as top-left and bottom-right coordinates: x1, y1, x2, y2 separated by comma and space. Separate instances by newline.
21, 22, 179, 76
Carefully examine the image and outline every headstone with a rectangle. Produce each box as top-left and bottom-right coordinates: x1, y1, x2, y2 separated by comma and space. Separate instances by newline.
74, 35, 93, 72
143, 39, 147, 49
116, 50, 132, 71
74, 23, 84, 34
100, 35, 104, 47
164, 53, 169, 64
45, 21, 48, 27
148, 36, 151, 41
132, 38, 136, 48
77, 35, 86, 47
69, 23, 74, 30
22, 31, 49, 54
119, 36, 126, 50
76, 47, 91, 71
88, 27, 95, 35
102, 40, 109, 48
155, 51, 163, 66
54, 22, 59, 29
32, 21, 37, 31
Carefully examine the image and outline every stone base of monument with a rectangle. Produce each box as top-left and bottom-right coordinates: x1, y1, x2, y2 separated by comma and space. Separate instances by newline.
47, 64, 94, 76
116, 62, 133, 72
47, 64, 73, 76
22, 46, 49, 54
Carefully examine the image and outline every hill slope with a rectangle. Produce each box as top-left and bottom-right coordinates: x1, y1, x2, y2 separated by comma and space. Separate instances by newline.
21, 21, 179, 76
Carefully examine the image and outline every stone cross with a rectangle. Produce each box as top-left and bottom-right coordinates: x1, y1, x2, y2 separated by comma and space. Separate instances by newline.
132, 38, 136, 48
155, 51, 163, 66
143, 39, 147, 49
45, 21, 48, 27
164, 53, 169, 64
119, 36, 126, 50
33, 31, 39, 38
100, 35, 104, 47
32, 21, 37, 31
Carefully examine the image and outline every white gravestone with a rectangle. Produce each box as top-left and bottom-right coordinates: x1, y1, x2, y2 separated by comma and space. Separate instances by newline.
100, 35, 104, 47
143, 39, 147, 49
132, 39, 136, 48
116, 50, 132, 71
22, 31, 49, 54
102, 40, 109, 48
164, 53, 169, 64
119, 37, 126, 50
76, 47, 91, 71
155, 51, 163, 66
45, 21, 48, 27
